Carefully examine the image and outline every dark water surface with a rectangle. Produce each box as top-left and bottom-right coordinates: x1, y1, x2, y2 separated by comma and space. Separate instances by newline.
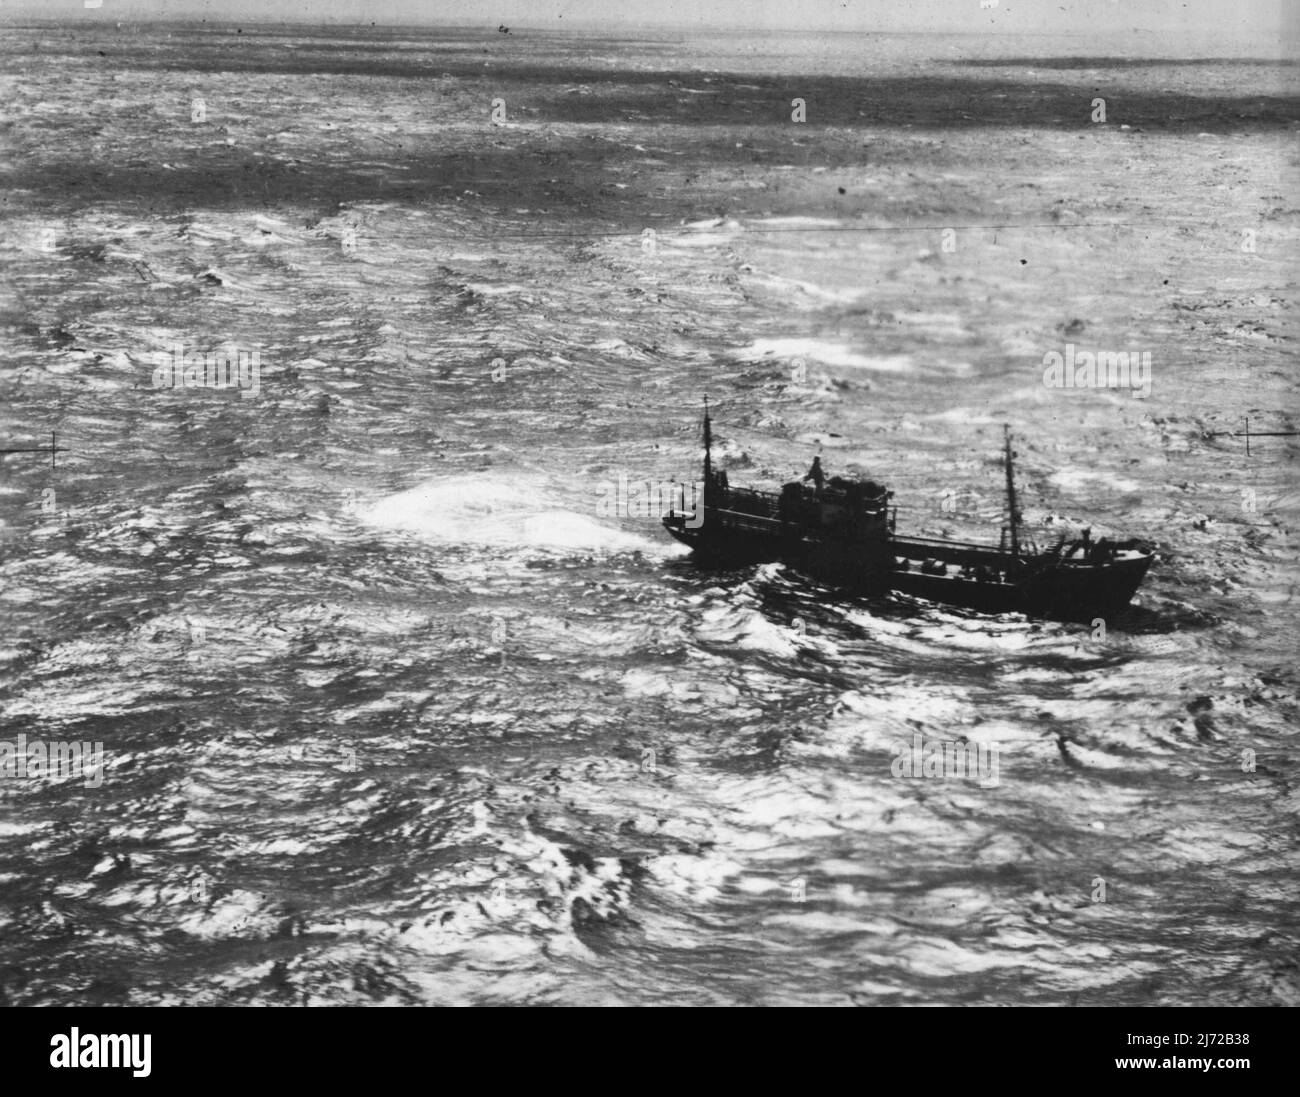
0, 23, 1296, 1005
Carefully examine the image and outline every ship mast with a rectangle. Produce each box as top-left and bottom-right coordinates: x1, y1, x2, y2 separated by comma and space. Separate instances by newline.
702, 396, 713, 486
1003, 424, 1021, 558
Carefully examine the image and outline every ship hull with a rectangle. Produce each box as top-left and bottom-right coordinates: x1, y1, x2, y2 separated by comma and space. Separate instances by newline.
888, 535, 1153, 621
889, 555, 1152, 621
666, 517, 1153, 621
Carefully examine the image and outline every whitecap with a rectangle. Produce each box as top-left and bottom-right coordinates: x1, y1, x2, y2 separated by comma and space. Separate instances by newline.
739, 338, 914, 373
361, 476, 671, 554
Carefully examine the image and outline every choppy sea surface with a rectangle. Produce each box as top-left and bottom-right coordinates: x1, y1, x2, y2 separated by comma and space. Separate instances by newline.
0, 22, 1297, 1005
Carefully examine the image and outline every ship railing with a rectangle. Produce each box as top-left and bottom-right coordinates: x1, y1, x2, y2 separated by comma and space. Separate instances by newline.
896, 533, 1004, 553
728, 485, 889, 518
724, 486, 784, 520
667, 479, 891, 528
661, 485, 788, 523
713, 507, 894, 544
711, 506, 786, 534
895, 534, 1059, 572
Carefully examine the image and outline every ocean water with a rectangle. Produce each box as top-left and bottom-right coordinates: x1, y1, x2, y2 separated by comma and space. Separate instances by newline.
0, 22, 1296, 1005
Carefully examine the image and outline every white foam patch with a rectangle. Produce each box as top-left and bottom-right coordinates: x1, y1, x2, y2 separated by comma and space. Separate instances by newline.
739, 338, 914, 373
0, 821, 43, 837
898, 937, 1015, 976
922, 407, 1002, 425
669, 233, 742, 249
362, 477, 670, 553
695, 605, 814, 657
464, 282, 529, 296
839, 687, 970, 728
683, 217, 742, 230
646, 853, 744, 904
746, 216, 844, 229
742, 271, 870, 306
1050, 469, 1142, 493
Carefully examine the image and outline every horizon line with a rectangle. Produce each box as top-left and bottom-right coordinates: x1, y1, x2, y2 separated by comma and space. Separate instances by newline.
0, 14, 1274, 39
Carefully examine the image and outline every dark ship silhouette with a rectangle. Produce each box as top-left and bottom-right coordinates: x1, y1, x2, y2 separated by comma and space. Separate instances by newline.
662, 402, 1154, 621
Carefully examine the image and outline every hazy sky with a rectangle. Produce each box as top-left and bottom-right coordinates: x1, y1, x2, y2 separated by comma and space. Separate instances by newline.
5, 0, 1294, 43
